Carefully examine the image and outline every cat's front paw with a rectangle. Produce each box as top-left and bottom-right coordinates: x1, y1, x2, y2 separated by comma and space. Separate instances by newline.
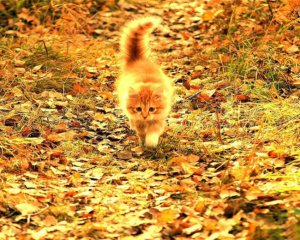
145, 133, 160, 148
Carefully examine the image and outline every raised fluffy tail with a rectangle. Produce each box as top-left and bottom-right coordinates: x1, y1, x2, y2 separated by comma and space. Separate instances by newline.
120, 17, 160, 65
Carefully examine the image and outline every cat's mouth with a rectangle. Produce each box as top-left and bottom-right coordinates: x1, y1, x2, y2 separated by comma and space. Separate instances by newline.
140, 113, 150, 120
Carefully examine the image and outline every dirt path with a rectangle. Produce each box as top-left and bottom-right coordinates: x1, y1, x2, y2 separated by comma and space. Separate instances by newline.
0, 0, 300, 239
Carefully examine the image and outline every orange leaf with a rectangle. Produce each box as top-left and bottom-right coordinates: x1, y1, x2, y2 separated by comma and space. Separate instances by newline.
191, 71, 202, 79
157, 209, 177, 225
168, 156, 187, 166
202, 11, 214, 21
54, 122, 67, 133
291, 66, 299, 73
47, 130, 76, 142
163, 184, 185, 193
234, 94, 250, 102
102, 91, 114, 100
268, 149, 287, 158
219, 54, 231, 63
187, 154, 200, 163
72, 83, 85, 94
44, 215, 58, 227
194, 200, 205, 213
94, 112, 104, 121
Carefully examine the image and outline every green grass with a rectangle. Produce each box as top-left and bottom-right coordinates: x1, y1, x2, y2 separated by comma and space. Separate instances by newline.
0, 0, 299, 239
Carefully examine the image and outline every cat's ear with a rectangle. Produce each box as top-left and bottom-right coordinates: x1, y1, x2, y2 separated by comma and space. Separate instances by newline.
128, 87, 138, 98
153, 89, 163, 99
154, 94, 162, 99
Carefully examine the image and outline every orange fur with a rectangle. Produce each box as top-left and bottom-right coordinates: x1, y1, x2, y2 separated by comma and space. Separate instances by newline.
117, 17, 174, 147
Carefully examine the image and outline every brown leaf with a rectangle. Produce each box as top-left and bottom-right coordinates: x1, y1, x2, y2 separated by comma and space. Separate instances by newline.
116, 151, 132, 160
234, 94, 250, 102
183, 79, 191, 90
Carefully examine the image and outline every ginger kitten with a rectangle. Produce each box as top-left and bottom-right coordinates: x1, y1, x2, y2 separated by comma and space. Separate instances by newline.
117, 17, 173, 147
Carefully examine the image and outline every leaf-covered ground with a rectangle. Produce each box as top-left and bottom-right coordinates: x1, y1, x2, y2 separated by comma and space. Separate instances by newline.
0, 0, 300, 239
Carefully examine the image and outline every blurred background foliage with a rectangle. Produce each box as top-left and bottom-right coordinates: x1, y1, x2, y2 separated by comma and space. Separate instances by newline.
0, 0, 120, 34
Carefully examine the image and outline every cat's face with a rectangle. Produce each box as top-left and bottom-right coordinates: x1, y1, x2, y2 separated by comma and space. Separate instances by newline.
126, 87, 164, 120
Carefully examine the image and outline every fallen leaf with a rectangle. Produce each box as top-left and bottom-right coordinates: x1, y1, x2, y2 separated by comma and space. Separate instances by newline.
72, 83, 86, 94
32, 65, 42, 73
219, 189, 240, 199
86, 66, 97, 73
14, 60, 25, 67
291, 66, 299, 74
194, 199, 206, 213
101, 92, 114, 100
117, 151, 132, 160
43, 215, 58, 226
15, 68, 26, 75
234, 94, 250, 102
15, 203, 39, 215
11, 87, 23, 97
94, 112, 104, 121
285, 45, 299, 53
202, 11, 215, 21
157, 209, 177, 225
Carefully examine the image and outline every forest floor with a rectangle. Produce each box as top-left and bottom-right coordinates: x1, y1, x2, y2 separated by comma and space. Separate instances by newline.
0, 0, 300, 239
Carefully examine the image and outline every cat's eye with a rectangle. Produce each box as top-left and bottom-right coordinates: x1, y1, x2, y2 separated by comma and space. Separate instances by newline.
136, 107, 142, 112
149, 107, 155, 112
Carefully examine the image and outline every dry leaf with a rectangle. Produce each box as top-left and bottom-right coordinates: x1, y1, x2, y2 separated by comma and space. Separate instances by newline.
15, 203, 39, 215
32, 65, 42, 73
94, 112, 104, 121
194, 199, 205, 213
73, 83, 86, 94
157, 209, 177, 225
14, 60, 25, 67
202, 11, 215, 21
285, 45, 299, 53
15, 68, 26, 75
101, 92, 114, 100
234, 94, 250, 102
11, 87, 23, 97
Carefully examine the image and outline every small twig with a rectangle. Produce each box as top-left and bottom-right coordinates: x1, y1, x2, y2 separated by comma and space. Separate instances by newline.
38, 40, 49, 57
186, 91, 202, 101
27, 204, 50, 223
